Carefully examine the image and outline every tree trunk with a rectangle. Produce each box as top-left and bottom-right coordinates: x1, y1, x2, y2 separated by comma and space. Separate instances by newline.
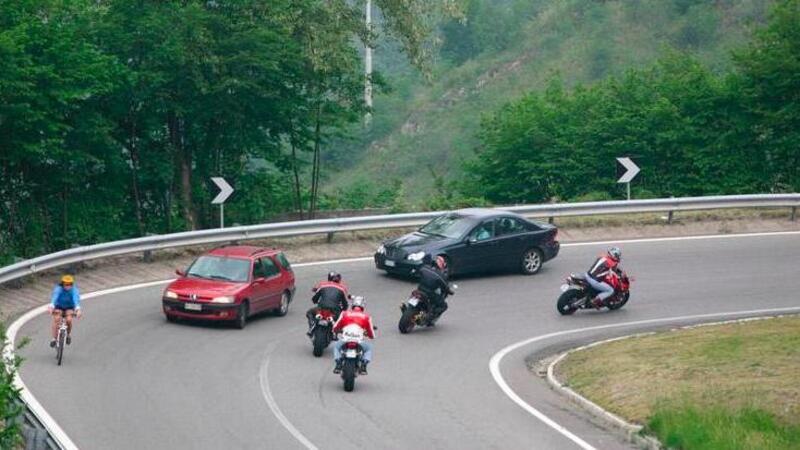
169, 111, 196, 230
128, 111, 145, 236
290, 137, 304, 219
309, 103, 322, 218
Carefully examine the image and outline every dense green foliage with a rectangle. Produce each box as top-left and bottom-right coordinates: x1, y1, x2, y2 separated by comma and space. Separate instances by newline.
465, 0, 800, 203
648, 405, 800, 449
0, 323, 24, 448
0, 0, 456, 262
326, 0, 773, 203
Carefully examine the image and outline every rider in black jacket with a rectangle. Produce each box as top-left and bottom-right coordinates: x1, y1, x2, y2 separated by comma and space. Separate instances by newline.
416, 255, 452, 323
306, 272, 350, 335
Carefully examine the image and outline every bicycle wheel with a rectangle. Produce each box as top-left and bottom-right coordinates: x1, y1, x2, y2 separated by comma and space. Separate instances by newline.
56, 328, 65, 366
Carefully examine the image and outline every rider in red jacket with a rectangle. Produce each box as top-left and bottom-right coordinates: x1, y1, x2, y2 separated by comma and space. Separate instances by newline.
332, 296, 375, 375
586, 247, 623, 308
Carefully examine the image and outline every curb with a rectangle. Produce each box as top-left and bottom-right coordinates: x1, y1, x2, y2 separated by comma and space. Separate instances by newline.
544, 314, 800, 450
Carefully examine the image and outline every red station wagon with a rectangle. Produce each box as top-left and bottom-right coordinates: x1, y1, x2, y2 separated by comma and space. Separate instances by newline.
162, 246, 296, 329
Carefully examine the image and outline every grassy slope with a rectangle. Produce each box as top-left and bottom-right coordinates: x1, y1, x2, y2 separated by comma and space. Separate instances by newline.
558, 316, 800, 449
324, 0, 772, 206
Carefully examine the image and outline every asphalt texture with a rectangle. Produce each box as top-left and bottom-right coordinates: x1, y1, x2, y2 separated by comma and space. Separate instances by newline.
16, 233, 800, 450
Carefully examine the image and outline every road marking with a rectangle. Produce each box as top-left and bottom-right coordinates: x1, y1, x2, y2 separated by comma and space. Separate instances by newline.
259, 344, 319, 450
293, 257, 373, 267
559, 230, 800, 247
488, 306, 800, 450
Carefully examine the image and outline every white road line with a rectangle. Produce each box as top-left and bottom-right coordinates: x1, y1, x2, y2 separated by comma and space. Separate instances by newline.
488, 306, 800, 450
259, 344, 319, 450
559, 230, 800, 247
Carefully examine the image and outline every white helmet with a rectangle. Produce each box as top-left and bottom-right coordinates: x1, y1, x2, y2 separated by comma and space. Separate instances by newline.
351, 296, 366, 310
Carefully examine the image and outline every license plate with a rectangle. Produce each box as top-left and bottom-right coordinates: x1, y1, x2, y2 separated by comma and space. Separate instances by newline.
407, 297, 419, 306
385, 260, 396, 267
345, 349, 358, 358
185, 303, 202, 311
317, 320, 329, 326
560, 284, 570, 292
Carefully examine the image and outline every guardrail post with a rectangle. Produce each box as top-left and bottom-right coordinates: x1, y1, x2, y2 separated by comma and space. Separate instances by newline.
548, 217, 554, 225
8, 257, 25, 289
791, 206, 797, 222
667, 210, 674, 224
326, 232, 334, 243
142, 233, 157, 263
67, 244, 84, 274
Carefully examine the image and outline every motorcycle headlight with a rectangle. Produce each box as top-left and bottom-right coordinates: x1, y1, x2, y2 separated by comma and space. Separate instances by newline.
165, 290, 178, 299
211, 296, 235, 304
377, 245, 386, 254
407, 251, 426, 262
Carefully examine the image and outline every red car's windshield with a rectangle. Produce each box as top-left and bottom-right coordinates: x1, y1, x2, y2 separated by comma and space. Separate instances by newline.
186, 256, 250, 282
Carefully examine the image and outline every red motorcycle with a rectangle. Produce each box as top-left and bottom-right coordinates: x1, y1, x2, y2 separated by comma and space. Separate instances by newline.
556, 271, 632, 315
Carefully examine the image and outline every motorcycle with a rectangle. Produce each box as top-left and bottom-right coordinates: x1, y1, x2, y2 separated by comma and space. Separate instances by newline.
398, 284, 457, 334
338, 324, 367, 392
556, 271, 632, 315
309, 307, 336, 357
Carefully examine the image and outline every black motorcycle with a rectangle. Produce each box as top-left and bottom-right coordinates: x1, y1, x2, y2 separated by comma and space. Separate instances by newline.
309, 308, 336, 357
398, 284, 457, 334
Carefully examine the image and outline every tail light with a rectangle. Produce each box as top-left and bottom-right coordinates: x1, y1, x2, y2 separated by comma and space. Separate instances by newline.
345, 342, 358, 349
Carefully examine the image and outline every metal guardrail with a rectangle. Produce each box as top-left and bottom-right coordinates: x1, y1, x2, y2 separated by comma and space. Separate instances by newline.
1, 194, 798, 286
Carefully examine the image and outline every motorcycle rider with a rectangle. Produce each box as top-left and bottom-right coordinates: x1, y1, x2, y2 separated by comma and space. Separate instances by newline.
417, 254, 453, 324
332, 296, 375, 375
48, 275, 82, 347
306, 271, 350, 336
585, 247, 623, 308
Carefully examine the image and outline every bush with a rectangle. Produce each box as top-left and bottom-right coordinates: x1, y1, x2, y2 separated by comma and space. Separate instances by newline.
0, 322, 25, 448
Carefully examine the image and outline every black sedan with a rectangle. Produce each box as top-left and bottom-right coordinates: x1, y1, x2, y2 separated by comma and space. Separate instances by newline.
374, 208, 560, 277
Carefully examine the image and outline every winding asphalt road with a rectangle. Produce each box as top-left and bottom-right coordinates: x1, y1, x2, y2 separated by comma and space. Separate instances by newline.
15, 232, 800, 449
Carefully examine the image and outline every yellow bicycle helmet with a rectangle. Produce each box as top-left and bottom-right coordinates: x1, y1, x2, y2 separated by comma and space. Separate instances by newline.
60, 275, 75, 285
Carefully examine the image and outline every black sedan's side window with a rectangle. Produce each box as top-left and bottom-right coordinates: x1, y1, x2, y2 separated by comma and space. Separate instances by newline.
496, 217, 526, 236
470, 220, 495, 242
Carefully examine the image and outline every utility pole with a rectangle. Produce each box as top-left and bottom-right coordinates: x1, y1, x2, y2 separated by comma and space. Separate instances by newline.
364, 0, 373, 126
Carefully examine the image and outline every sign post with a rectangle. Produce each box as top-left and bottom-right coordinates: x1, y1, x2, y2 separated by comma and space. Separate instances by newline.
211, 177, 234, 228
616, 157, 640, 201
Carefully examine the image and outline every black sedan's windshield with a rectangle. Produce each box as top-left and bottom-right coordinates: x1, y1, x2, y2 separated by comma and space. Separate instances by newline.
186, 256, 250, 282
419, 214, 475, 239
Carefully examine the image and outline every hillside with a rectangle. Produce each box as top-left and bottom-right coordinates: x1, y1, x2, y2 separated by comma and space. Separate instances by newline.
323, 0, 773, 207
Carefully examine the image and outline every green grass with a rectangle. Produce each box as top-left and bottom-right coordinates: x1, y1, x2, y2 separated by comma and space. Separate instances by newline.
648, 404, 800, 450
557, 316, 800, 450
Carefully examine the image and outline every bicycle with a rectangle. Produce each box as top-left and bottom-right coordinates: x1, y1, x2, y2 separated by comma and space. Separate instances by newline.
53, 312, 70, 366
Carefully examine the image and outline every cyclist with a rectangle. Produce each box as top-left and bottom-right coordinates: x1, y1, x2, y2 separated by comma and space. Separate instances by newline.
48, 275, 82, 347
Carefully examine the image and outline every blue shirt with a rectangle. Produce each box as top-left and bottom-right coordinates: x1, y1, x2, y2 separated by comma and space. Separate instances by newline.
50, 285, 81, 309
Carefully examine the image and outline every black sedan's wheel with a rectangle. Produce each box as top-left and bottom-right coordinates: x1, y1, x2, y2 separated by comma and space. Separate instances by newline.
520, 248, 544, 275
234, 302, 248, 329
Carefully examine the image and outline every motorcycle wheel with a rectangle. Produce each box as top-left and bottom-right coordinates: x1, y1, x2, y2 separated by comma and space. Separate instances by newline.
342, 359, 357, 392
312, 327, 327, 357
556, 290, 581, 315
607, 292, 630, 311
398, 307, 417, 334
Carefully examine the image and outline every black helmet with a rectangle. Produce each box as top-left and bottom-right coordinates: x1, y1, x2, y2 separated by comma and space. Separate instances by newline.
327, 271, 342, 283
